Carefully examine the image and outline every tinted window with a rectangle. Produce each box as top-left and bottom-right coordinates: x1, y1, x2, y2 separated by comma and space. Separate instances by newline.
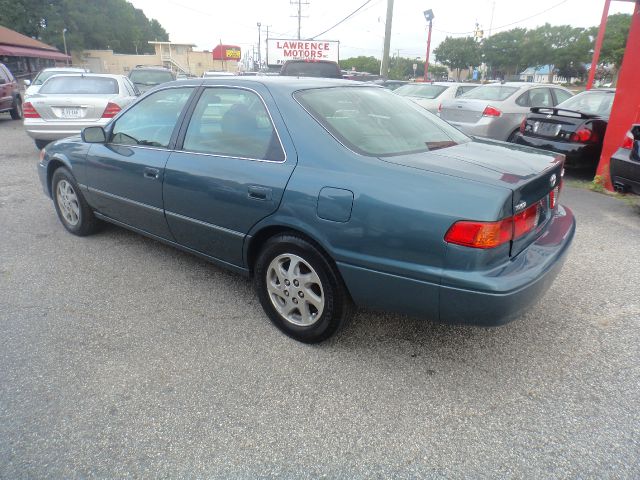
554, 89, 573, 104
129, 70, 174, 86
515, 92, 530, 107
111, 87, 193, 148
529, 88, 553, 107
183, 88, 284, 161
557, 91, 615, 117
296, 86, 469, 157
460, 86, 519, 101
40, 76, 118, 94
281, 62, 341, 78
395, 84, 448, 99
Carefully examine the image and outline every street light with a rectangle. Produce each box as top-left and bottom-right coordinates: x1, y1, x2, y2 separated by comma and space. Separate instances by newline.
62, 28, 69, 65
423, 9, 434, 82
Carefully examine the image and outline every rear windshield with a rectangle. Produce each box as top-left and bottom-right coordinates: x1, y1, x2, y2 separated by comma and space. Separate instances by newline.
281, 62, 341, 78
460, 86, 519, 101
39, 76, 119, 94
295, 86, 469, 157
129, 70, 174, 85
557, 91, 614, 117
395, 84, 448, 99
33, 70, 81, 85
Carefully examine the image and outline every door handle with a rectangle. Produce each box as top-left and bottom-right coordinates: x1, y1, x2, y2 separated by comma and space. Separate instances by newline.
143, 167, 160, 179
248, 185, 272, 201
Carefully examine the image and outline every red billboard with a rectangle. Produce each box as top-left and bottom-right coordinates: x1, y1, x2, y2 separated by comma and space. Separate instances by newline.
212, 45, 241, 61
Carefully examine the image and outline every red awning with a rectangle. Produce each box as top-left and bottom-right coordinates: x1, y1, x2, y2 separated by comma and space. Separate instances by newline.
0, 44, 69, 61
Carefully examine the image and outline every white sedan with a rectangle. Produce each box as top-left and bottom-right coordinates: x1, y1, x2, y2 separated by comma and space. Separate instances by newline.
395, 82, 478, 114
23, 74, 139, 149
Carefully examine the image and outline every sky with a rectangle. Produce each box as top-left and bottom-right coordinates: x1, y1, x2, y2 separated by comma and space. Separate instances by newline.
129, 0, 636, 62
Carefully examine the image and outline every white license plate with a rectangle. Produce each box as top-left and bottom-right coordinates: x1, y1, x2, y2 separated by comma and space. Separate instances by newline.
61, 107, 82, 119
533, 122, 561, 137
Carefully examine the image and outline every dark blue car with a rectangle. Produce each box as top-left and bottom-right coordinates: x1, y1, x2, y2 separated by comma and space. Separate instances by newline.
37, 77, 575, 343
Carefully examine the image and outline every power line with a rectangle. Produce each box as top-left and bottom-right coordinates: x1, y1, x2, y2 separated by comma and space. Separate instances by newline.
433, 0, 569, 36
308, 0, 375, 40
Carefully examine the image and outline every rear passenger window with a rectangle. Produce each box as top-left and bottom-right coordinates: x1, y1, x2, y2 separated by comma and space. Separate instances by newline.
554, 89, 572, 104
182, 88, 285, 161
456, 86, 476, 97
529, 88, 553, 107
111, 87, 193, 149
516, 92, 530, 107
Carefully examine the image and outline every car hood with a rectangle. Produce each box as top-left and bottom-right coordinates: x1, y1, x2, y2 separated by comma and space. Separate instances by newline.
379, 137, 562, 190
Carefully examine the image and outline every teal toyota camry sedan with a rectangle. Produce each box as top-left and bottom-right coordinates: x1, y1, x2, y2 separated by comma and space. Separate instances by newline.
37, 77, 575, 343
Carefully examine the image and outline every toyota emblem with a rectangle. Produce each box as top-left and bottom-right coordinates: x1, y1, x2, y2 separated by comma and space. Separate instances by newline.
550, 174, 557, 187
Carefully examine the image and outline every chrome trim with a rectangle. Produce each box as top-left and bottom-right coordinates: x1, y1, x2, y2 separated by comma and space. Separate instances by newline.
177, 84, 288, 164
164, 210, 244, 238
89, 187, 164, 213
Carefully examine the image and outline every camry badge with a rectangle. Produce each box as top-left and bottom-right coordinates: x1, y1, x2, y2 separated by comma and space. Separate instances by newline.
550, 174, 557, 187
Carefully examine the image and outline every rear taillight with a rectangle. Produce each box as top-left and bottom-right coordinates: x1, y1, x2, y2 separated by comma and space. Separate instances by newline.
570, 126, 593, 143
482, 105, 502, 117
519, 116, 527, 133
444, 218, 513, 249
23, 102, 40, 118
102, 102, 121, 118
622, 130, 634, 149
445, 201, 544, 249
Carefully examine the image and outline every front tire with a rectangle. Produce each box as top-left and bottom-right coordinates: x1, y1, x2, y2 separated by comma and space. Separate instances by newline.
254, 234, 351, 343
10, 96, 22, 120
51, 167, 100, 236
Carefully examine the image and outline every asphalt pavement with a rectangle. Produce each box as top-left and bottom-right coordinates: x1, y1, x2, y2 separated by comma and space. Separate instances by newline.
1, 114, 639, 478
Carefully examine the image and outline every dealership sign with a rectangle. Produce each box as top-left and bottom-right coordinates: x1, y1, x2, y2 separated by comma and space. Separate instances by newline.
267, 39, 339, 66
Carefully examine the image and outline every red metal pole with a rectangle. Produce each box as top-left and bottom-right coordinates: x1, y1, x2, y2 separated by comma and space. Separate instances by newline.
586, 0, 611, 90
424, 20, 432, 82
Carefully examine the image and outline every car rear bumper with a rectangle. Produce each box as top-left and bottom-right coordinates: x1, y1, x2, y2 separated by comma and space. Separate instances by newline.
610, 148, 640, 194
445, 116, 512, 141
337, 204, 575, 326
514, 133, 601, 167
24, 118, 109, 141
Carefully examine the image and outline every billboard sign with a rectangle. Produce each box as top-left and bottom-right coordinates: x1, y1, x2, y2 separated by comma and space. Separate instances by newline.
267, 39, 339, 66
212, 44, 241, 61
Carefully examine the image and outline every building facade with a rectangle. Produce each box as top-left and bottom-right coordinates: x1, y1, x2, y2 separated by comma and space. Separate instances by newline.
0, 25, 69, 80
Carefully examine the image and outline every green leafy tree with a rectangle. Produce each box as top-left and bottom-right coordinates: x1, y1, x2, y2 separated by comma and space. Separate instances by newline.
599, 13, 632, 68
481, 28, 527, 78
340, 56, 380, 74
0, 0, 169, 54
433, 36, 480, 80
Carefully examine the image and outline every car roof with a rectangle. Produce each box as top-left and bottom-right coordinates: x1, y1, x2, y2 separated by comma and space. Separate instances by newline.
166, 76, 368, 93
42, 73, 126, 80
41, 67, 86, 72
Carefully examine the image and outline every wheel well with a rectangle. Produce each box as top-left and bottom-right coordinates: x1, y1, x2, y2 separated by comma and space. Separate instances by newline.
46, 159, 67, 196
247, 226, 334, 276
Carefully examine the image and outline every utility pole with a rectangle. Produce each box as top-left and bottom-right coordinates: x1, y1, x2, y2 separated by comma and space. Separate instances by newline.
257, 22, 262, 69
62, 28, 69, 65
423, 9, 434, 82
265, 25, 271, 66
291, 0, 309, 40
380, 0, 394, 79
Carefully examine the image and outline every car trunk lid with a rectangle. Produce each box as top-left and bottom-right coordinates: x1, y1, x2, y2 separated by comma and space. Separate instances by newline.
28, 94, 117, 121
439, 98, 488, 124
522, 107, 601, 142
380, 138, 564, 256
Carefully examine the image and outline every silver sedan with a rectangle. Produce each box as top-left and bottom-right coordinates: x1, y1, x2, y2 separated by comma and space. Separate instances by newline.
439, 82, 573, 142
23, 74, 139, 149
395, 82, 478, 114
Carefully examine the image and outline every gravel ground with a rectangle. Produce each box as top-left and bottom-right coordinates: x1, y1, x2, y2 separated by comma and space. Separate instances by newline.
1, 114, 639, 479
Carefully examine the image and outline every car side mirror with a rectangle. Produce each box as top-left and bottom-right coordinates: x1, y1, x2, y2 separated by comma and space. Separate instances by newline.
23, 79, 31, 87
82, 126, 107, 143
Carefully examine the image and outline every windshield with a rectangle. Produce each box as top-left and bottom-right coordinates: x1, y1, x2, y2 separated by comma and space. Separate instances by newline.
39, 76, 119, 94
460, 86, 519, 101
557, 91, 614, 117
33, 70, 80, 85
295, 86, 469, 157
395, 84, 448, 99
129, 70, 174, 85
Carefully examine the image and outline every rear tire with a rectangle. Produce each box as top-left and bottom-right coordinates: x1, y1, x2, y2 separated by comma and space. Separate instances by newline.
10, 96, 22, 120
51, 167, 100, 236
506, 129, 519, 143
35, 139, 50, 150
254, 234, 351, 343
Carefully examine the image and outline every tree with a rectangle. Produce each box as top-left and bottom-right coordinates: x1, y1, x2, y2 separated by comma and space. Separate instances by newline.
340, 56, 380, 74
481, 28, 527, 78
599, 13, 632, 68
0, 0, 169, 54
433, 37, 480, 80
